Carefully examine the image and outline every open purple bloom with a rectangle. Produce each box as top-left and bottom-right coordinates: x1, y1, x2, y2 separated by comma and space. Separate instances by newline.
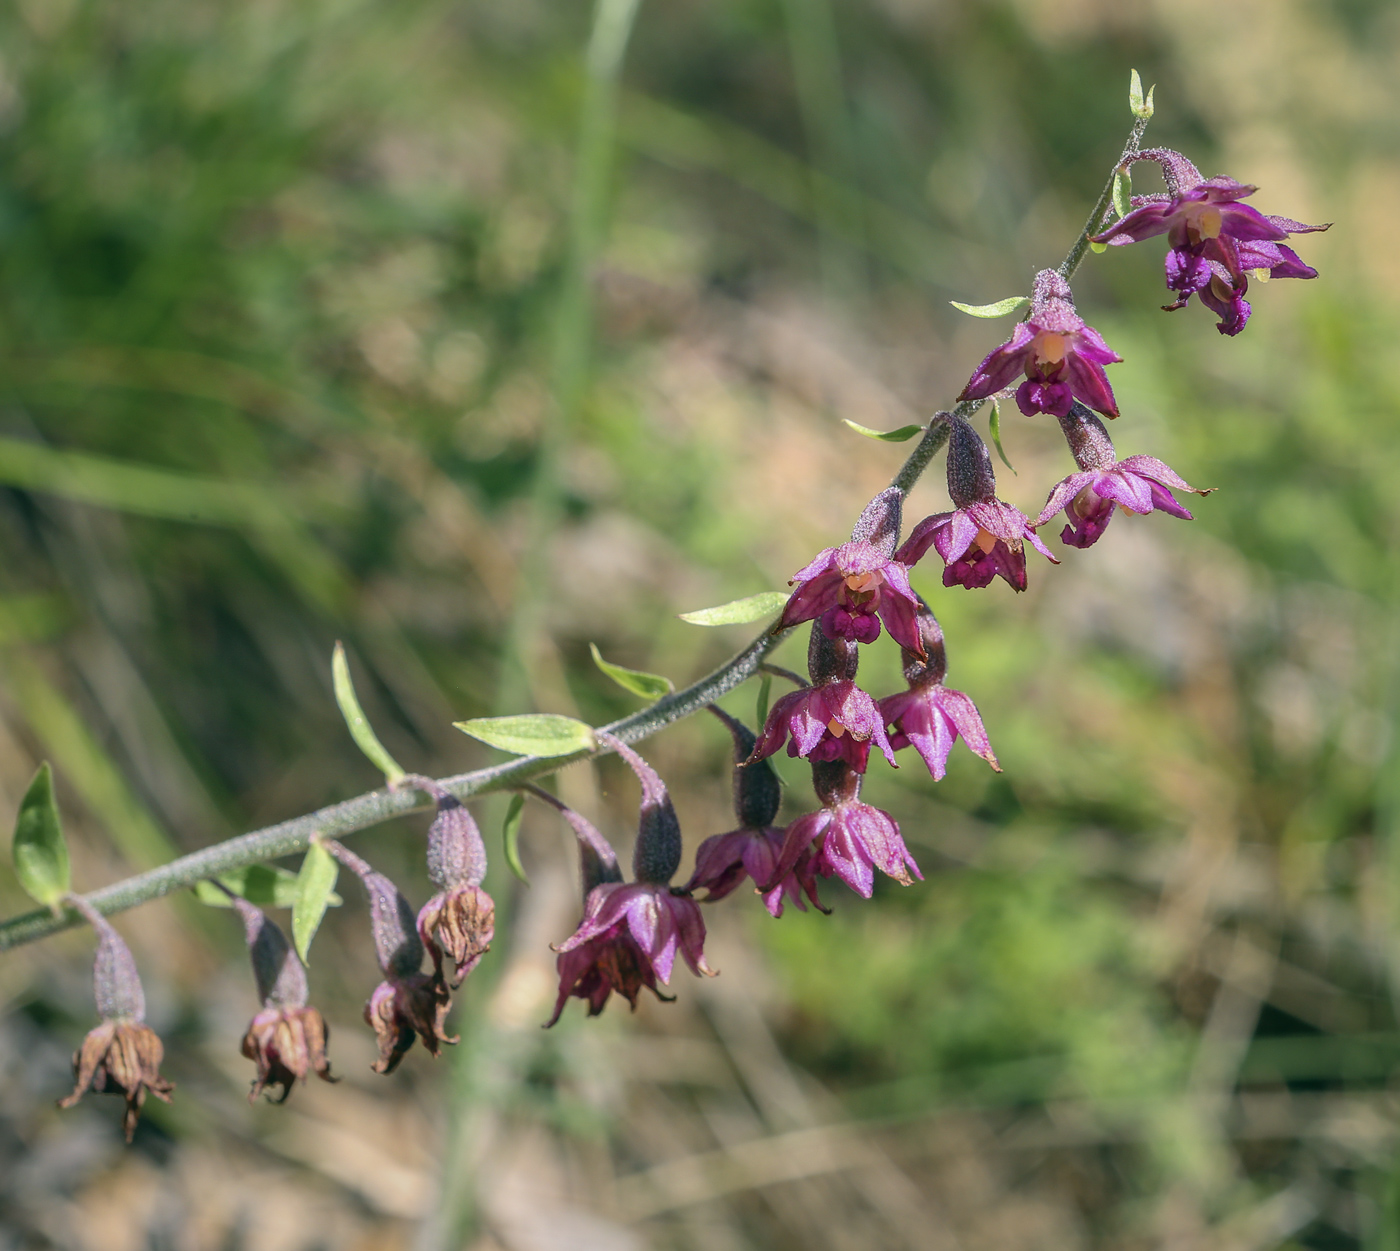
763, 762, 921, 900
959, 270, 1121, 419
1093, 149, 1328, 333
555, 881, 713, 986
879, 603, 1000, 782
750, 629, 895, 772
684, 707, 826, 917
548, 922, 672, 1024
777, 487, 922, 652
897, 415, 1056, 592
1038, 404, 1212, 548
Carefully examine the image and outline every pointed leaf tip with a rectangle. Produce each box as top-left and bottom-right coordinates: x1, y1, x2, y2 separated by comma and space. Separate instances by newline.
950, 296, 1030, 319
502, 794, 528, 885
1129, 69, 1155, 119
988, 400, 1017, 475
678, 592, 789, 627
454, 714, 597, 758
333, 642, 406, 784
292, 843, 339, 964
589, 643, 673, 701
842, 419, 924, 443
12, 762, 69, 908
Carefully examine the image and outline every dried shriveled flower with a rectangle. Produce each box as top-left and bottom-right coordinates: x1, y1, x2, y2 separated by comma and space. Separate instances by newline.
959, 270, 1121, 418
325, 840, 457, 1074
228, 894, 334, 1102
685, 707, 826, 917
417, 796, 495, 988
57, 897, 173, 1141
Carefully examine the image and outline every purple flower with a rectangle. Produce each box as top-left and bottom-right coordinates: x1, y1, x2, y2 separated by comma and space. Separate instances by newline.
547, 922, 673, 1025
750, 629, 896, 772
548, 733, 715, 1023
1093, 149, 1329, 334
763, 761, 921, 900
777, 488, 922, 652
1037, 404, 1212, 548
896, 415, 1057, 591
878, 604, 1000, 782
555, 880, 713, 986
683, 707, 827, 917
959, 270, 1122, 419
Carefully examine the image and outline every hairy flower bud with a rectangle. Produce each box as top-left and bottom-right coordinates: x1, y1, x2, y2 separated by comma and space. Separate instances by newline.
599, 732, 682, 887
417, 797, 495, 988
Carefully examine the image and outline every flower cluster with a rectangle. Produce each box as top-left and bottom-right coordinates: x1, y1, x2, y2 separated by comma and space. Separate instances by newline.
41, 99, 1328, 1142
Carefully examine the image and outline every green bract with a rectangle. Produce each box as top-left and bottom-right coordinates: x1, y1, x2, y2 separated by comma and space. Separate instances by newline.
12, 763, 70, 908
589, 643, 673, 700
333, 641, 406, 784
292, 843, 340, 964
455, 714, 598, 757
679, 592, 789, 626
950, 295, 1030, 318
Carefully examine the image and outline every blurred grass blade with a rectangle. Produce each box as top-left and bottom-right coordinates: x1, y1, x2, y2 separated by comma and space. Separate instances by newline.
292, 843, 340, 964
502, 794, 528, 885
679, 592, 788, 626
454, 714, 597, 757
589, 642, 673, 700
12, 763, 69, 908
332, 642, 406, 784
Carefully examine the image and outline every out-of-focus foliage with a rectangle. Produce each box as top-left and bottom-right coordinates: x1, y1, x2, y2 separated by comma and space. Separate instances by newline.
0, 0, 1397, 1247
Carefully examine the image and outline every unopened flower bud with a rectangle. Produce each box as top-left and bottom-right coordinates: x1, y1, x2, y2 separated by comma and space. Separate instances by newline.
598, 733, 682, 886
946, 416, 997, 509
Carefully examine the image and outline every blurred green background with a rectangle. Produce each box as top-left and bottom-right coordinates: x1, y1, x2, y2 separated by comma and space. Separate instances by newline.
0, 0, 1394, 1247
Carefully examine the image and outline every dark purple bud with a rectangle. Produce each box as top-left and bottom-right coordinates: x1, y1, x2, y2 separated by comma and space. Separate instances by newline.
529, 786, 623, 896
426, 796, 487, 888
599, 733, 682, 886
900, 600, 949, 688
807, 623, 859, 686
1056, 402, 1117, 472
708, 705, 782, 830
810, 759, 861, 809
848, 486, 905, 558
946, 417, 997, 509
325, 841, 425, 980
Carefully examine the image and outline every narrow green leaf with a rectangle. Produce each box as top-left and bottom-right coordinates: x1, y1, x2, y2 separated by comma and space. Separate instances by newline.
292, 843, 339, 964
841, 419, 924, 443
454, 714, 598, 758
679, 591, 789, 626
949, 295, 1030, 319
988, 399, 1017, 475
194, 863, 342, 911
589, 643, 673, 700
756, 674, 772, 730
12, 762, 69, 907
502, 793, 528, 885
332, 641, 405, 784
1112, 169, 1132, 220
1129, 69, 1155, 119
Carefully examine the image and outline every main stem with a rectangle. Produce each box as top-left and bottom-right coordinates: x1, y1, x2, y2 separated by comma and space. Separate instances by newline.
0, 111, 1150, 956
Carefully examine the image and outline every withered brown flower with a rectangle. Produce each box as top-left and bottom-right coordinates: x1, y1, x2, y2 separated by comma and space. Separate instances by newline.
59, 1019, 174, 1142
241, 1004, 335, 1102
